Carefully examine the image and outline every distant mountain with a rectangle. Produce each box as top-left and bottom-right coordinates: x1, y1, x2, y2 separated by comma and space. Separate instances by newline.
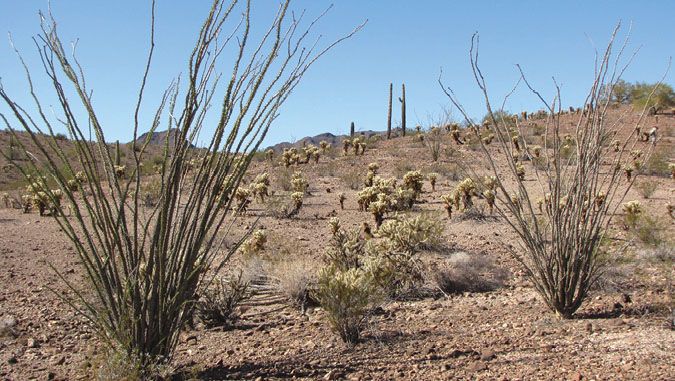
266, 129, 392, 152
134, 128, 188, 147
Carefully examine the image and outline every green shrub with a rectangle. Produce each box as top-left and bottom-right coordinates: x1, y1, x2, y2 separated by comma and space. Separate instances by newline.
315, 263, 381, 345
641, 149, 671, 177
631, 213, 667, 247
636, 180, 658, 199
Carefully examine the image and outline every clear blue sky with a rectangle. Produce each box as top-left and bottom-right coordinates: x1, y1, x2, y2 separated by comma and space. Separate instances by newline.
1, 1, 673, 146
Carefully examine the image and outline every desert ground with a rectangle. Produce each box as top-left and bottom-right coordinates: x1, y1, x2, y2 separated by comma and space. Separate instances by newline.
0, 108, 673, 380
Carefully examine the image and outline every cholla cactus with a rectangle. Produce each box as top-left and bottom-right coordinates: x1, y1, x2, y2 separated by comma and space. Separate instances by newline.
114, 165, 126, 179
364, 170, 376, 187
622, 200, 642, 228
75, 171, 86, 183
440, 194, 453, 218
612, 140, 620, 152
2, 192, 11, 208
482, 134, 494, 145
338, 193, 346, 210
510, 193, 521, 211
511, 135, 521, 152
402, 170, 424, 196
33, 191, 49, 216
594, 192, 606, 210
427, 173, 438, 192
250, 173, 270, 202
536, 197, 545, 213
483, 175, 497, 191
240, 229, 267, 257
67, 179, 79, 192
531, 145, 542, 158
342, 139, 351, 155
329, 217, 341, 235
291, 171, 309, 193
358, 142, 367, 156
290, 191, 304, 217
319, 140, 331, 154
483, 189, 495, 214
265, 148, 275, 162
351, 137, 361, 155
21, 194, 33, 213
623, 165, 633, 182
233, 188, 251, 215
515, 162, 525, 181
450, 123, 463, 145
390, 187, 414, 211
369, 193, 390, 227
455, 178, 476, 210
367, 162, 379, 173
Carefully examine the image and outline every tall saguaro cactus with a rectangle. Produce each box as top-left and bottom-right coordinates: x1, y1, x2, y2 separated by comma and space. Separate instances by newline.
114, 140, 121, 166
350, 121, 355, 137
387, 82, 393, 139
399, 83, 406, 137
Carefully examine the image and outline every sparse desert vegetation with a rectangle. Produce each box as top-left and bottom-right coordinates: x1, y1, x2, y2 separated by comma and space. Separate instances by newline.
0, 2, 673, 381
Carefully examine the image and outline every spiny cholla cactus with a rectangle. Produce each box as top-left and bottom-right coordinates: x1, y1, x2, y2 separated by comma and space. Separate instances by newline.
21, 194, 33, 213
319, 140, 331, 154
483, 175, 497, 191
233, 188, 251, 215
427, 173, 438, 192
291, 171, 309, 193
1, 192, 10, 208
338, 193, 346, 210
483, 189, 495, 214
450, 123, 463, 145
367, 162, 379, 174
482, 134, 494, 145
531, 145, 542, 158
342, 138, 351, 155
282, 149, 294, 167
290, 192, 304, 217
351, 136, 361, 155
114, 165, 126, 179
611, 140, 620, 152
511, 135, 521, 152
455, 178, 476, 210
622, 200, 642, 228
240, 229, 267, 258
440, 194, 453, 218
402, 170, 424, 196
364, 169, 376, 187
250, 173, 270, 202
368, 193, 390, 227
623, 165, 633, 182
594, 192, 606, 210
515, 162, 525, 181
265, 148, 275, 162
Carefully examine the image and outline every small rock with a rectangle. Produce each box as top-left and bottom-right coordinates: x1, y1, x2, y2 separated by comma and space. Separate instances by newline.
27, 337, 39, 348
570, 372, 583, 381
480, 350, 496, 361
468, 362, 487, 373
585, 323, 593, 333
52, 356, 65, 366
323, 369, 341, 380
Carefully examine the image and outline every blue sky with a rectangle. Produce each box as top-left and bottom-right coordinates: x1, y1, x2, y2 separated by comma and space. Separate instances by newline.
0, 1, 673, 146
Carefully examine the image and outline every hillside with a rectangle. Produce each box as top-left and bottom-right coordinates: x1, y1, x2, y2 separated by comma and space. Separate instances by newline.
0, 106, 673, 380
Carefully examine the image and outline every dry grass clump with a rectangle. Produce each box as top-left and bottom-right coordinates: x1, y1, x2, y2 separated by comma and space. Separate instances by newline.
196, 272, 253, 328
272, 258, 319, 311
430, 252, 509, 294
636, 180, 658, 199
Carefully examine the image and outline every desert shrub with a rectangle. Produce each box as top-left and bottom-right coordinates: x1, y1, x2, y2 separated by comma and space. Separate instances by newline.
640, 148, 671, 177
440, 30, 649, 318
272, 258, 319, 310
315, 263, 382, 345
196, 272, 252, 328
631, 213, 668, 247
339, 168, 363, 190
275, 167, 294, 191
622, 200, 643, 229
0, 0, 357, 372
636, 180, 658, 199
393, 161, 415, 179
424, 127, 443, 161
141, 178, 162, 207
431, 252, 508, 294
266, 194, 300, 218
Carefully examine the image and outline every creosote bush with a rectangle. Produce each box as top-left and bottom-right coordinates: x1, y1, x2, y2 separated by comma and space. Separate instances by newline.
0, 0, 361, 371
431, 252, 508, 294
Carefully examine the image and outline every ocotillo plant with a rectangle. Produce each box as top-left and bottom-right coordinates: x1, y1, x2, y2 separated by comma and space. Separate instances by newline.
439, 26, 659, 318
0, 0, 363, 372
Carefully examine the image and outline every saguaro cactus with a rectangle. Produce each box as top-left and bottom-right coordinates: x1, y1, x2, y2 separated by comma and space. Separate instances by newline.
387, 82, 393, 139
350, 121, 355, 138
399, 83, 406, 137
